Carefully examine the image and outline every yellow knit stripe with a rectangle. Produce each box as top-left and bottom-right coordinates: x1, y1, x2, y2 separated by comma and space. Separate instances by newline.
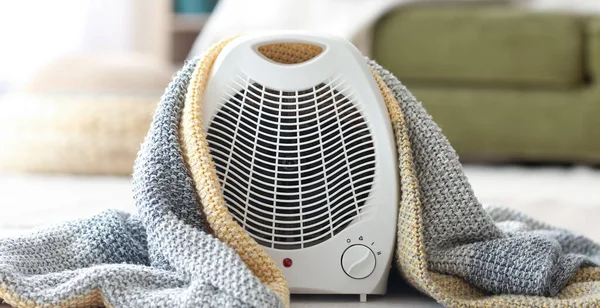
0, 283, 111, 308
370, 69, 429, 287
371, 69, 431, 291
371, 71, 600, 307
178, 37, 290, 308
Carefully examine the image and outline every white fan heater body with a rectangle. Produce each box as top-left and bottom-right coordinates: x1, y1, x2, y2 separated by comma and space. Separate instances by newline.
203, 32, 399, 297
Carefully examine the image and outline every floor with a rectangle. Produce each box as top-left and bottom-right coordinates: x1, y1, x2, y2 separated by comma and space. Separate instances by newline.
1, 164, 598, 241
0, 164, 599, 306
465, 164, 600, 242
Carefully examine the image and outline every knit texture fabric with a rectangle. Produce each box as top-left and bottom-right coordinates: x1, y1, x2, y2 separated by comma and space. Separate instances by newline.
0, 36, 599, 308
369, 62, 600, 306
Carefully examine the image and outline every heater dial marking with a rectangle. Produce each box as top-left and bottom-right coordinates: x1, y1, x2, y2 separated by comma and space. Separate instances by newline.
341, 244, 376, 279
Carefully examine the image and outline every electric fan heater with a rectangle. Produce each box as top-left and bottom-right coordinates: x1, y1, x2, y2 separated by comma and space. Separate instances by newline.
203, 32, 398, 300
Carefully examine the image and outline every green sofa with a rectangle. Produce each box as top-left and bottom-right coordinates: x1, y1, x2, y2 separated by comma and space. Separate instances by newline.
373, 5, 600, 163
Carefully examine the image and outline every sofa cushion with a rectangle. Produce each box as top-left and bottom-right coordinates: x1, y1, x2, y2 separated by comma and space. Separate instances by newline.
408, 85, 600, 163
373, 5, 584, 88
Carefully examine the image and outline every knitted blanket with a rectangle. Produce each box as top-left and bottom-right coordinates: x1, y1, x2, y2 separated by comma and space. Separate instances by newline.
1, 37, 599, 308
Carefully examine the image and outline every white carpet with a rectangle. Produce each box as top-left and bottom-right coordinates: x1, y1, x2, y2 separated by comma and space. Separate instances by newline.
0, 165, 599, 241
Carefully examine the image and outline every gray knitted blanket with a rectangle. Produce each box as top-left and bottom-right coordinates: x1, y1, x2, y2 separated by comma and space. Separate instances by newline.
0, 42, 599, 308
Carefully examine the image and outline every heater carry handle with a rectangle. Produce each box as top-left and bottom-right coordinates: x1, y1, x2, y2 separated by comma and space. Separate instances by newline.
221, 32, 362, 90
250, 33, 331, 64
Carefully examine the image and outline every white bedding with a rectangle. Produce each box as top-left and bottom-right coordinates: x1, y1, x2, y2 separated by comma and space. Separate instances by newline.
1, 165, 599, 242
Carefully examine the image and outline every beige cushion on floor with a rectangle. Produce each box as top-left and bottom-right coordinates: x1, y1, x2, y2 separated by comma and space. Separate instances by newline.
0, 53, 175, 175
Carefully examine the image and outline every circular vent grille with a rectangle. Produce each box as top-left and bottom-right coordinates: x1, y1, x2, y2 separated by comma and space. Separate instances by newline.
206, 76, 376, 250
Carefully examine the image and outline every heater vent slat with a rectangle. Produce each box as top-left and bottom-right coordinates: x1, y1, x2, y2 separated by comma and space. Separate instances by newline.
207, 75, 376, 250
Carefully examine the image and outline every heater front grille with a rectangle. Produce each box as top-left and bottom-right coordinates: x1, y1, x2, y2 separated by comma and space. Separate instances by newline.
206, 75, 376, 250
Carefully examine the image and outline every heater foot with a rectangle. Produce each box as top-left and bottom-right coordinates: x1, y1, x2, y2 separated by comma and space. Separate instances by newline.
360, 294, 367, 303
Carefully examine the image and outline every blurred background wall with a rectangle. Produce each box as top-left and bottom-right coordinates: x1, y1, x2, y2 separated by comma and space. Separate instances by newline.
0, 0, 169, 91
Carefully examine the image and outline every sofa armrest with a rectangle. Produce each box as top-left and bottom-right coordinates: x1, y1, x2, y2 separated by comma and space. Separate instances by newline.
586, 18, 600, 84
